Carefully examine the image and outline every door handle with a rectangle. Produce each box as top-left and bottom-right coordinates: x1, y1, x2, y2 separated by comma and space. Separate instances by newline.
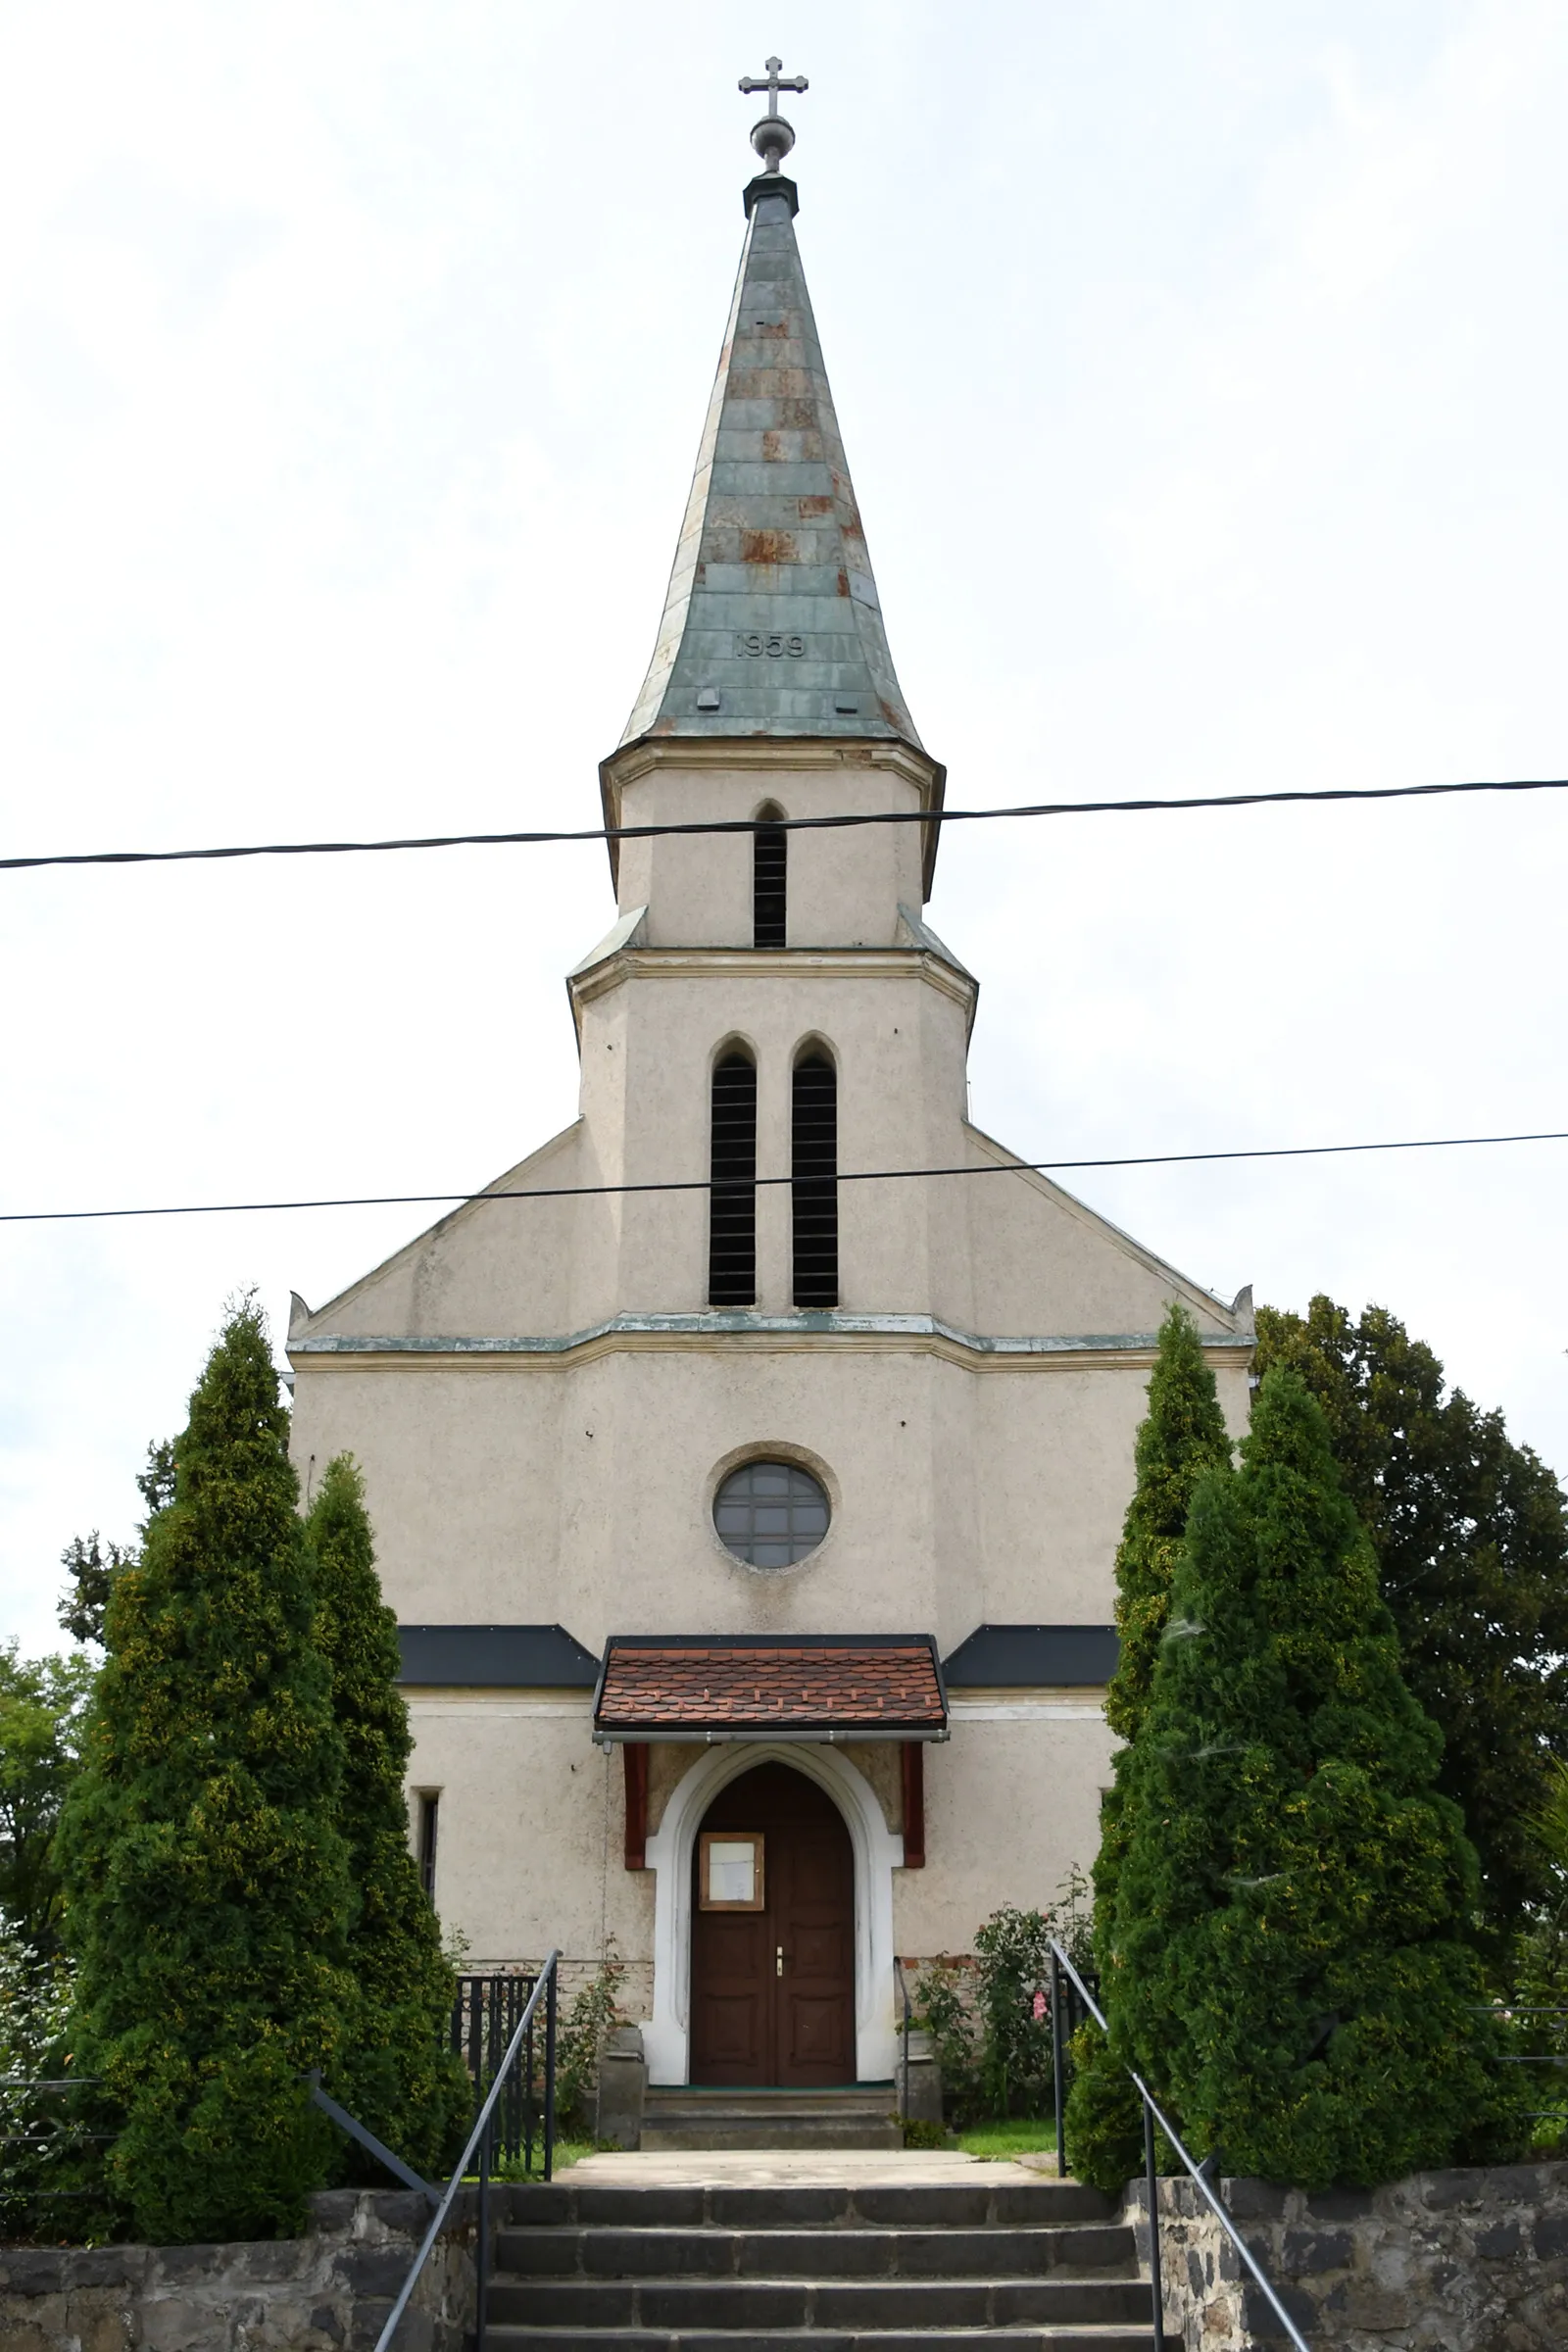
776, 1946, 785, 1977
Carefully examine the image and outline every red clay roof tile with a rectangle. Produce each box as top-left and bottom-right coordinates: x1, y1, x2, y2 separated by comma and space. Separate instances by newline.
595, 1640, 946, 1734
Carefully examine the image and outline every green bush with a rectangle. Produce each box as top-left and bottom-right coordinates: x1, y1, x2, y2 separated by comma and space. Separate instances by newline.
555, 1949, 625, 2132
974, 1905, 1054, 2119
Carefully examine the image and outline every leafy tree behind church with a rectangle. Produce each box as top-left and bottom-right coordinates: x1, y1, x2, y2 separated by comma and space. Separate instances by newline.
305, 1453, 469, 2179
1074, 1367, 1521, 2191
1255, 1296, 1568, 1952
55, 1299, 359, 2241
56, 1439, 177, 1647
0, 1643, 94, 1954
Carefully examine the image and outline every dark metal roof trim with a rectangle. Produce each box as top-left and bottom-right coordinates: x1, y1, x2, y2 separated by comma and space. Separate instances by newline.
942, 1624, 1120, 1690
396, 1624, 599, 1689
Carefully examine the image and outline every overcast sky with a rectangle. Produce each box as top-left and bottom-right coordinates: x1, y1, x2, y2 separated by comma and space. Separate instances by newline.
2, 0, 1565, 1656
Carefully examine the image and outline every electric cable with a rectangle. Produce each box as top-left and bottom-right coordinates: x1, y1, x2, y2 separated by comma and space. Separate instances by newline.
2, 1126, 1563, 1225
2, 774, 1565, 875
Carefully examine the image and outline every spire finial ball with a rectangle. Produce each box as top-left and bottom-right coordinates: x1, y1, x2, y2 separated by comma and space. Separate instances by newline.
751, 114, 796, 170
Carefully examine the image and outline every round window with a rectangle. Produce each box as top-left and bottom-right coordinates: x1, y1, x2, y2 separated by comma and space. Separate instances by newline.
713, 1459, 830, 1568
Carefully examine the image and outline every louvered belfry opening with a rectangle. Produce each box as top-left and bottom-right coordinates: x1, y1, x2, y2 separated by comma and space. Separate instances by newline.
709, 1051, 758, 1305
753, 810, 787, 948
792, 1051, 839, 1308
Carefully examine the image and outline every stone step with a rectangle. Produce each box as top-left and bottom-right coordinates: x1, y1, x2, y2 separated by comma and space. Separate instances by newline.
498, 2183, 1116, 2230
641, 2119, 904, 2151
644, 2091, 895, 2112
640, 2091, 902, 2152
480, 2331, 1156, 2352
481, 2276, 1154, 2331
495, 2224, 1139, 2280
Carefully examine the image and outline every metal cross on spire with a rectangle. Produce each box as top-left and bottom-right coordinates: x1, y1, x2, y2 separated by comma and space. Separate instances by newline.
738, 54, 808, 174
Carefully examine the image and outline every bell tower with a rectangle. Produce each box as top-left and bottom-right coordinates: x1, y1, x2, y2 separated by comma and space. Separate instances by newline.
599, 66, 946, 956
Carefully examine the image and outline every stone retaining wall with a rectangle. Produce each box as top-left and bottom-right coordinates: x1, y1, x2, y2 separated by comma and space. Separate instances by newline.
0, 2186, 476, 2352
1122, 2160, 1568, 2350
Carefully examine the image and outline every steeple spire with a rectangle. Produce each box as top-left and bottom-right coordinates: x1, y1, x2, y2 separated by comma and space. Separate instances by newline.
619, 67, 924, 752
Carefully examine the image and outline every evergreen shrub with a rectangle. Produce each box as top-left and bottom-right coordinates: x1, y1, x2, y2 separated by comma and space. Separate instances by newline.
1069, 1301, 1232, 2184
305, 1455, 471, 2180
56, 1300, 357, 2241
1075, 1367, 1526, 2192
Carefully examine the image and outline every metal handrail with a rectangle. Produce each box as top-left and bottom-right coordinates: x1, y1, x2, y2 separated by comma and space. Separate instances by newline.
373, 1946, 560, 2352
1048, 1937, 1309, 2352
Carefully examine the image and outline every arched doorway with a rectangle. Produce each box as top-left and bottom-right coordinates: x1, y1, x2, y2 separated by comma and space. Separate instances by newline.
689, 1760, 856, 2086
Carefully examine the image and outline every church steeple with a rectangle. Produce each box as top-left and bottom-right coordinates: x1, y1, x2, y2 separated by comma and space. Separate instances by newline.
620, 72, 924, 752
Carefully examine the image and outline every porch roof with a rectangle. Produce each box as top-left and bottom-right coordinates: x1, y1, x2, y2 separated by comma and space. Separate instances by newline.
593, 1633, 949, 1744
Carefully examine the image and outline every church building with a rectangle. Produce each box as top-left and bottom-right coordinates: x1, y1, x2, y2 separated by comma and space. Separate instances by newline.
286, 79, 1252, 2094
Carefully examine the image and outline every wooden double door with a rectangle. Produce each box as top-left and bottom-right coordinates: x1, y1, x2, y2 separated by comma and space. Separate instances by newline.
690, 1763, 856, 2086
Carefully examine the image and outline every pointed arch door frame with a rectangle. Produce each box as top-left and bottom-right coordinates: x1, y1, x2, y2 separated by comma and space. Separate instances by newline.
642, 1740, 904, 2085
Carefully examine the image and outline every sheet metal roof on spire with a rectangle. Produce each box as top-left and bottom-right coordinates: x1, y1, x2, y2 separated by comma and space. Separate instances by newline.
620, 165, 925, 751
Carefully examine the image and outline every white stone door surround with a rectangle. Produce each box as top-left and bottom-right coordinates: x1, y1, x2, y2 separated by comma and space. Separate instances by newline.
641, 1740, 905, 2086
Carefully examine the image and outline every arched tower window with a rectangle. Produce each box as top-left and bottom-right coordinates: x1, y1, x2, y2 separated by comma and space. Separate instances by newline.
792, 1050, 838, 1308
753, 807, 787, 949
709, 1051, 758, 1305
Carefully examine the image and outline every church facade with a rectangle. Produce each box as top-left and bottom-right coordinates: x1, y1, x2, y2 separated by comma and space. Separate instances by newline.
286, 140, 1252, 2090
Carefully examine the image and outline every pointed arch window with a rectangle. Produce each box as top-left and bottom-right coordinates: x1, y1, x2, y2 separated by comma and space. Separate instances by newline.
753, 808, 787, 949
792, 1050, 838, 1308
709, 1051, 758, 1305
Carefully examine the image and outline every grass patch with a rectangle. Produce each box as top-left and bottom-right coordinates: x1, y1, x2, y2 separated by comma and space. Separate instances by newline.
462, 2136, 603, 2183
955, 2118, 1056, 2159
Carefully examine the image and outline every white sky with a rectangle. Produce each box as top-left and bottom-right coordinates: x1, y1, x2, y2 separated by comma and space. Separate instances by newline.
2, 1, 1565, 1656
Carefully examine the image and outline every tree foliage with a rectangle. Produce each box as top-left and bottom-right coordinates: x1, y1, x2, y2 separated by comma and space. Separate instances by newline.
57, 1440, 178, 1648
305, 1454, 469, 2179
1255, 1296, 1568, 1948
55, 1299, 358, 2241
1074, 1368, 1521, 2192
1104, 1302, 1235, 1745
0, 1643, 94, 1955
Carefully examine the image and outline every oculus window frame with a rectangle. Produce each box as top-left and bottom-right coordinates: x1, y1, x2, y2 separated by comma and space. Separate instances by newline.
712, 1458, 831, 1569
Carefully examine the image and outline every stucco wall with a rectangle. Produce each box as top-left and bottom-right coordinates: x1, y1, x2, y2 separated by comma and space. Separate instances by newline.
295, 1341, 1245, 1653
407, 1697, 1113, 2031
612, 757, 927, 951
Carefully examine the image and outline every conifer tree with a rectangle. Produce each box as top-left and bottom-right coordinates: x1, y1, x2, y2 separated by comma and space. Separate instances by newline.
1065, 1303, 1232, 2183
1092, 1367, 1519, 2189
1104, 1302, 1234, 1745
306, 1454, 469, 2178
55, 1300, 357, 2241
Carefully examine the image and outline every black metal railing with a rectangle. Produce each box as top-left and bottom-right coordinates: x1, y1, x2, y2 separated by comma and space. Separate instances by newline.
452, 1970, 552, 2171
376, 1948, 559, 2352
0, 2075, 124, 2233
1048, 1937, 1309, 2352
1476, 2003, 1568, 2140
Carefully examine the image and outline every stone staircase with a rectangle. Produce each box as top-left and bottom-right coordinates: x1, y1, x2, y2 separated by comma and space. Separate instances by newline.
482, 2176, 1157, 2348
639, 2087, 902, 2152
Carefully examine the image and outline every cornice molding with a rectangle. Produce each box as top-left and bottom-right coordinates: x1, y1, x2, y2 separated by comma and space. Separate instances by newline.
567, 940, 977, 1040
598, 735, 947, 899
290, 1309, 1254, 1376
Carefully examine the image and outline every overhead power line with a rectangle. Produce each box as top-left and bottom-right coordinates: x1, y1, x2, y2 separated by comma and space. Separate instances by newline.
2, 774, 1566, 875
2, 1126, 1563, 1226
